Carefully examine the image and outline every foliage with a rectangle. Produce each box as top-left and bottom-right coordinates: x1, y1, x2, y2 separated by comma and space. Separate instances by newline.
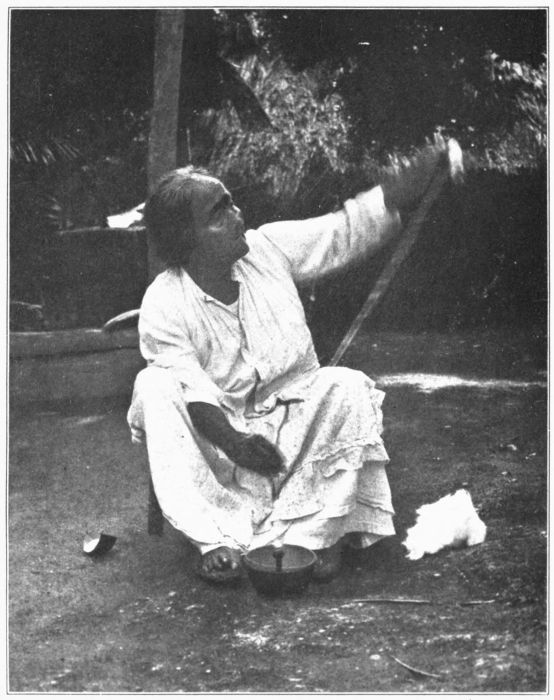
10, 9, 546, 224
177, 9, 270, 138
10, 10, 154, 229
203, 56, 356, 224
468, 52, 546, 172
8, 9, 547, 332
255, 9, 546, 171
9, 9, 269, 321
9, 105, 149, 312
198, 10, 546, 236
10, 135, 81, 168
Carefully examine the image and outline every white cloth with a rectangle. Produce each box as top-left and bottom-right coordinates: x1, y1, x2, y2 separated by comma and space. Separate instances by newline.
127, 185, 400, 553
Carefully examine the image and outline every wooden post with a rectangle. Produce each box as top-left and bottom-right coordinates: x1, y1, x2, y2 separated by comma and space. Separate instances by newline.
147, 10, 185, 280
143, 11, 185, 535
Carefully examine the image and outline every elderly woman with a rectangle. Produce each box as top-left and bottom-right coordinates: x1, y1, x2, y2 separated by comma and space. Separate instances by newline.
127, 141, 456, 583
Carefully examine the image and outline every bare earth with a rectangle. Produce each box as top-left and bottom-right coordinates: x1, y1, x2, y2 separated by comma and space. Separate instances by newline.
9, 328, 547, 693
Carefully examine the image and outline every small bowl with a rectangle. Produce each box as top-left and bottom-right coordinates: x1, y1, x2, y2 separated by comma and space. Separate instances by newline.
82, 532, 117, 556
244, 545, 317, 597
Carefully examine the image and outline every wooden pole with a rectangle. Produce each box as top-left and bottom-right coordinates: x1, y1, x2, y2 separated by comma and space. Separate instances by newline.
329, 164, 450, 367
103, 12, 185, 331
147, 10, 186, 281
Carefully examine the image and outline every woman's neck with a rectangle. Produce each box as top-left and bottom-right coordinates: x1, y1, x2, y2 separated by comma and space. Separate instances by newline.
186, 256, 238, 305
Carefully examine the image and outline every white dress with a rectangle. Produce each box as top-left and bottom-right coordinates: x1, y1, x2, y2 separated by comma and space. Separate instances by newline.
127, 186, 401, 554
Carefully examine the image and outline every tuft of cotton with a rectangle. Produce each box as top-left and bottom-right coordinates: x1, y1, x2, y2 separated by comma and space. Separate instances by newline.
403, 489, 486, 560
447, 138, 464, 184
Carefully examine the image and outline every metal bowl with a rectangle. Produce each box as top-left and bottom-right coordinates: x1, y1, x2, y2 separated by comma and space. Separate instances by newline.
244, 545, 317, 597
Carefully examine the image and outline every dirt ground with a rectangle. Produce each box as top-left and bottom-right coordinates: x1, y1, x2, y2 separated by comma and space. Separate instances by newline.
9, 327, 547, 693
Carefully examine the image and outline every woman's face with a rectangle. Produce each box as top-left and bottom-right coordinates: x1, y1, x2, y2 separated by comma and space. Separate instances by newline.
189, 175, 248, 266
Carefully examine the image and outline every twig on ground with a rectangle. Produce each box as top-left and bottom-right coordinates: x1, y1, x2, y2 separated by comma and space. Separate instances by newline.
346, 597, 433, 605
388, 652, 443, 679
341, 596, 498, 608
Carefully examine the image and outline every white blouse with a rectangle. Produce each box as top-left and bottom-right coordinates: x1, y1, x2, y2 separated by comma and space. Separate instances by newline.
138, 186, 400, 418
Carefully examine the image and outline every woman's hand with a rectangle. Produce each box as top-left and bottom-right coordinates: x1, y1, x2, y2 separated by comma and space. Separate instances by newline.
228, 433, 285, 476
380, 135, 463, 213
187, 401, 285, 477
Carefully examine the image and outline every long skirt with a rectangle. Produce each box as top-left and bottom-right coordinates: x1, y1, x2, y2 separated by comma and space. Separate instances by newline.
127, 365, 395, 554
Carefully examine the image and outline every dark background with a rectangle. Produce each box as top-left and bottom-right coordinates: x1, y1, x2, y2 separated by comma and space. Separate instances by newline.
9, 9, 547, 353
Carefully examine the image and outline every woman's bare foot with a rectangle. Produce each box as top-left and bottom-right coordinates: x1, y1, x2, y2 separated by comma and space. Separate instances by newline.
313, 540, 343, 582
199, 546, 242, 583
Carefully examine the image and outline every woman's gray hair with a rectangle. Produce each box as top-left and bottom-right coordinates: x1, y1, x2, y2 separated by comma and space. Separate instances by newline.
143, 166, 211, 268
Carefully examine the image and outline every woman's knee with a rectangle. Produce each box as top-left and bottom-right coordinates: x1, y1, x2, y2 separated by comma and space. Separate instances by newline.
316, 366, 373, 394
133, 366, 182, 402
129, 367, 197, 437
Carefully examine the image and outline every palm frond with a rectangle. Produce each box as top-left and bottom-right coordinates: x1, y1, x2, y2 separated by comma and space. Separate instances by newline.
10, 135, 82, 167
217, 57, 272, 131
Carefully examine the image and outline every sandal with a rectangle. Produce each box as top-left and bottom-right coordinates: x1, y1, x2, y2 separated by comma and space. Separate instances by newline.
198, 547, 243, 584
313, 540, 343, 583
